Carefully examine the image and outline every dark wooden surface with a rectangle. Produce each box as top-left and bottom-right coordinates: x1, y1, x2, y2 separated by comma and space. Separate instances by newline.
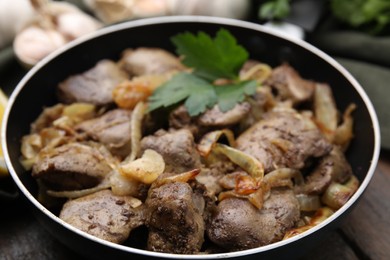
0, 150, 389, 260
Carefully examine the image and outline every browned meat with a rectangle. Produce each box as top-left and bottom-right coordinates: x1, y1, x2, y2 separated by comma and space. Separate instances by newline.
169, 103, 251, 138
118, 48, 185, 76
207, 189, 300, 251
301, 146, 353, 195
145, 182, 205, 254
236, 109, 332, 173
196, 161, 236, 197
59, 189, 144, 244
32, 142, 113, 191
169, 105, 200, 135
266, 64, 315, 104
197, 103, 251, 127
140, 129, 201, 174
76, 109, 132, 159
57, 60, 128, 106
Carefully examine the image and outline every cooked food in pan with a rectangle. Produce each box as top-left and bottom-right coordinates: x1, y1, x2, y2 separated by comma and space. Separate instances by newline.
20, 29, 358, 254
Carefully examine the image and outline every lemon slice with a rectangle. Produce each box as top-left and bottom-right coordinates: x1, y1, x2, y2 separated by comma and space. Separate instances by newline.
0, 88, 9, 177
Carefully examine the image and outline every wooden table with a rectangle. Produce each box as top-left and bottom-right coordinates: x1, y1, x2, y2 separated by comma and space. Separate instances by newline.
0, 150, 389, 260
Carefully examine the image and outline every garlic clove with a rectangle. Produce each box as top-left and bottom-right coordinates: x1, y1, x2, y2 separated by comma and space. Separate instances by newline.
13, 1, 102, 68
132, 0, 169, 18
56, 11, 102, 40
84, 0, 135, 24
13, 25, 67, 68
166, 0, 250, 19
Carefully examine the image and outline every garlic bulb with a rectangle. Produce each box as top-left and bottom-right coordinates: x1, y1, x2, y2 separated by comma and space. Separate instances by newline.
0, 0, 35, 49
14, 26, 67, 67
13, 0, 102, 68
166, 0, 251, 20
83, 0, 170, 24
56, 11, 102, 40
83, 0, 251, 24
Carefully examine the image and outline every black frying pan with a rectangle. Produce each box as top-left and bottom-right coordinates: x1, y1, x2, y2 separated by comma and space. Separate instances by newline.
2, 16, 380, 260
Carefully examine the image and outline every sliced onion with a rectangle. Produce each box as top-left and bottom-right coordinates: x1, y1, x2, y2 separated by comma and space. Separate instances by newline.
20, 157, 37, 171
235, 175, 259, 195
40, 127, 68, 148
110, 170, 141, 197
47, 181, 111, 199
283, 207, 334, 239
218, 181, 270, 210
321, 175, 359, 210
197, 129, 236, 157
62, 102, 96, 123
21, 133, 42, 159
263, 168, 304, 188
31, 104, 64, 133
219, 171, 248, 190
270, 138, 294, 153
213, 143, 264, 179
120, 149, 165, 184
313, 83, 338, 141
240, 63, 272, 84
333, 103, 356, 151
53, 103, 96, 133
153, 169, 200, 188
218, 190, 247, 201
247, 185, 268, 209
126, 101, 147, 162
296, 194, 321, 212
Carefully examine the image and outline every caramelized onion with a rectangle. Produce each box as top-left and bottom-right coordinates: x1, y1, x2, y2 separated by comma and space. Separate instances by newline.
120, 149, 165, 184
62, 103, 96, 123
334, 103, 356, 151
110, 170, 140, 197
314, 83, 338, 141
47, 181, 111, 199
53, 103, 96, 133
296, 194, 321, 212
218, 181, 270, 209
153, 169, 200, 188
127, 101, 147, 162
213, 143, 264, 179
321, 175, 359, 210
235, 175, 259, 195
197, 129, 236, 157
264, 168, 304, 188
21, 133, 42, 160
240, 63, 272, 84
283, 207, 334, 239
247, 183, 270, 209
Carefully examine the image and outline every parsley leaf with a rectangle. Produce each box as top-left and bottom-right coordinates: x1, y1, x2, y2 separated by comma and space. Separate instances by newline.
148, 29, 259, 117
171, 29, 249, 81
216, 81, 257, 112
148, 72, 217, 116
259, 0, 291, 20
330, 0, 390, 34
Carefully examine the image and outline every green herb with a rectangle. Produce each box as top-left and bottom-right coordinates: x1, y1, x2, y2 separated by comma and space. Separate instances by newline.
331, 0, 390, 34
148, 29, 258, 116
171, 29, 248, 81
216, 81, 257, 112
148, 72, 217, 116
258, 0, 291, 21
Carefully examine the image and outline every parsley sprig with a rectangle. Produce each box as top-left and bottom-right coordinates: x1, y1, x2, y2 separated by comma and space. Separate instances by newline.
148, 29, 257, 116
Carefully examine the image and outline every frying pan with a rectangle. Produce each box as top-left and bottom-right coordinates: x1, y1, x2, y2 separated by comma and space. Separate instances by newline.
2, 16, 380, 259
